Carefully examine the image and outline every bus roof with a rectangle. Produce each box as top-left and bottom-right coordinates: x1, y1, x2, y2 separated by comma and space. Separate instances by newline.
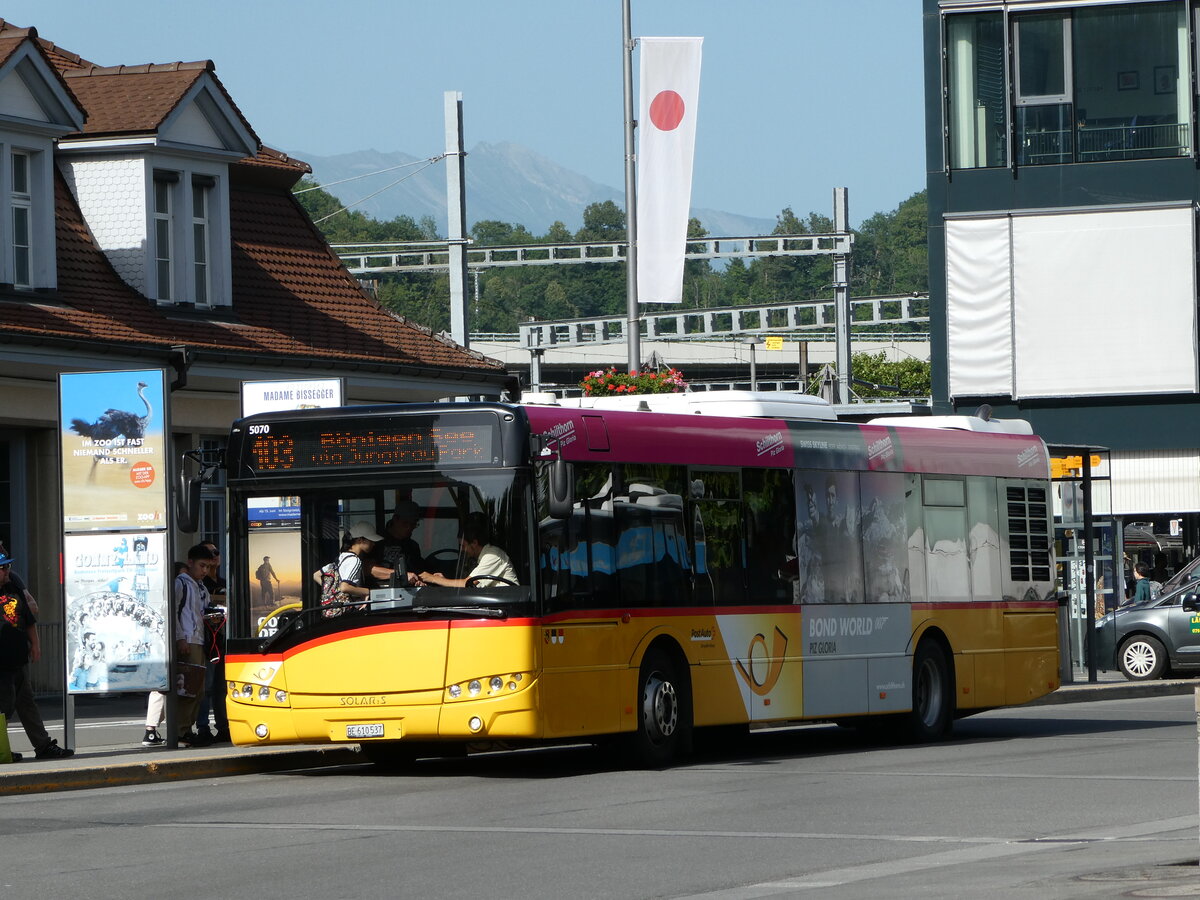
866, 415, 1033, 435
524, 390, 837, 421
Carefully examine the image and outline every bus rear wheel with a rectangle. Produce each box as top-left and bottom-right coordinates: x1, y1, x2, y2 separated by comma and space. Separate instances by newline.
904, 640, 953, 742
630, 648, 691, 768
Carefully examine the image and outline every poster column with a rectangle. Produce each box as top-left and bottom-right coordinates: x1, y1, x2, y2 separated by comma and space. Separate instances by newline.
58, 369, 172, 747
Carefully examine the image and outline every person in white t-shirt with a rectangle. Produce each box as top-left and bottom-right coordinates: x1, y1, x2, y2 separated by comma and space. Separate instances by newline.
419, 512, 518, 587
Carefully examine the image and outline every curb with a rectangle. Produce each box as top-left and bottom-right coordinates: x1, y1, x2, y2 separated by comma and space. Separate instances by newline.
1027, 680, 1198, 706
0, 746, 361, 796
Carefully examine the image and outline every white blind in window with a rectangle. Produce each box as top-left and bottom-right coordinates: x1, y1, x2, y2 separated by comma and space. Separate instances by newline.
1012, 206, 1197, 398
945, 216, 1014, 398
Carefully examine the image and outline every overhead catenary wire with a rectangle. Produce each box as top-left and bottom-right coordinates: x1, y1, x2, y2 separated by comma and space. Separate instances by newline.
292, 154, 445, 194
300, 155, 446, 225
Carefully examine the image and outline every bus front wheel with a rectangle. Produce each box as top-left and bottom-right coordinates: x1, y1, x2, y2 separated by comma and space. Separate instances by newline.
904, 640, 953, 742
629, 648, 692, 768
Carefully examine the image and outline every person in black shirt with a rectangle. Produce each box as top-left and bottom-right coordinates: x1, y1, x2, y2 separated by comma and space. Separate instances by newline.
372, 501, 426, 586
0, 542, 71, 761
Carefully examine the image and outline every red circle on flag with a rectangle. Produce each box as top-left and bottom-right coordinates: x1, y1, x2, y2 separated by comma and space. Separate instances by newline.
649, 90, 685, 131
130, 461, 155, 488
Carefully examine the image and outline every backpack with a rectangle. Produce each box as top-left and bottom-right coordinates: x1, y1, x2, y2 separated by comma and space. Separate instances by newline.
255, 563, 270, 580
1149, 581, 1162, 599
318, 559, 357, 618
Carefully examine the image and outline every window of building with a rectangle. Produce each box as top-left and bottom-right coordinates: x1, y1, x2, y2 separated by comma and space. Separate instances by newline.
151, 168, 222, 306
947, 13, 1007, 169
946, 1, 1191, 170
11, 151, 30, 288
192, 176, 213, 305
152, 173, 175, 301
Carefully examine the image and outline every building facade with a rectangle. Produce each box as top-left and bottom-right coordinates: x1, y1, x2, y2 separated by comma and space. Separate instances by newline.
925, 0, 1200, 565
0, 22, 509, 686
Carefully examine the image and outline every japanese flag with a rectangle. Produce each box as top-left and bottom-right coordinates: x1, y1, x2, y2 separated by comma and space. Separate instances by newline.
637, 37, 702, 304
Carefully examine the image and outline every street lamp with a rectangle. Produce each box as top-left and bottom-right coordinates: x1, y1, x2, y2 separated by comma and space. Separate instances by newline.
742, 335, 765, 391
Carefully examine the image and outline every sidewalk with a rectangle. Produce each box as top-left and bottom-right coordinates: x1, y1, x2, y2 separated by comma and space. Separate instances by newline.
2, 675, 1196, 795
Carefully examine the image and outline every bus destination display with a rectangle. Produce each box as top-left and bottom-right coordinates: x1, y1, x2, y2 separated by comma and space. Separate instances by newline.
246, 420, 495, 473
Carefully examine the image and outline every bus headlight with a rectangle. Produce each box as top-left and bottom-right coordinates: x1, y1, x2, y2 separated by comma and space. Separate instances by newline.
446, 672, 532, 700
258, 686, 271, 701
255, 724, 269, 739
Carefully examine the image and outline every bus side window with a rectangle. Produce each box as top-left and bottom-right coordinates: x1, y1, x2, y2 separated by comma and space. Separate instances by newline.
614, 464, 690, 608
744, 468, 795, 604
689, 468, 745, 606
538, 462, 616, 613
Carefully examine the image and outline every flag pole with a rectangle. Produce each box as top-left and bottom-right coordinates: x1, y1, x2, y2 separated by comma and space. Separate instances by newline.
622, 0, 641, 372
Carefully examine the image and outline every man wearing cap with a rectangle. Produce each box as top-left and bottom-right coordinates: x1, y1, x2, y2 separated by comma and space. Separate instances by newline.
372, 501, 427, 587
0, 542, 71, 763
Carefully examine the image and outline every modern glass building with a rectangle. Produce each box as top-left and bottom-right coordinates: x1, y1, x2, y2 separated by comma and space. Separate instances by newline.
923, 0, 1200, 650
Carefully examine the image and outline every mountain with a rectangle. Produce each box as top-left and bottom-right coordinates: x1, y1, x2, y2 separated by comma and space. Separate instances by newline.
291, 142, 776, 238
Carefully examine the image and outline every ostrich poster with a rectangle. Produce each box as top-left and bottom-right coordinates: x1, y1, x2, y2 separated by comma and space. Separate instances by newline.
59, 369, 168, 531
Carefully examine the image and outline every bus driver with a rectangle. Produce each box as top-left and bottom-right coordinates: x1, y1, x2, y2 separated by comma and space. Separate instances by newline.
419, 512, 518, 587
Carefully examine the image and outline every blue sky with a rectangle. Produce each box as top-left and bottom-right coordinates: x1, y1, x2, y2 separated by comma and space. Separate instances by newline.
14, 1, 925, 227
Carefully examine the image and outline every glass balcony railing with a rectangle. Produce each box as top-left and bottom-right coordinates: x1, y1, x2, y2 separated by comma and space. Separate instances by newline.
1017, 103, 1190, 166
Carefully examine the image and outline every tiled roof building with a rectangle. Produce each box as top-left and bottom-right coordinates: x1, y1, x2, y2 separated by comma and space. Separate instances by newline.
0, 21, 509, 688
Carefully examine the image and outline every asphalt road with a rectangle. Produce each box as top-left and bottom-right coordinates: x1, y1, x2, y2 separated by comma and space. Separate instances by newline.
5, 694, 1198, 899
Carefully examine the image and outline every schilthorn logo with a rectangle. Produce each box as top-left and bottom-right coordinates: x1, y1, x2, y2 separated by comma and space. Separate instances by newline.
756, 431, 784, 457
1017, 446, 1040, 468
540, 421, 577, 455
867, 435, 894, 462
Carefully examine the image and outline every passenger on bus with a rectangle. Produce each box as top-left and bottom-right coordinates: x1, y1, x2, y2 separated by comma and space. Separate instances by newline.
324, 521, 384, 607
369, 501, 426, 587
419, 512, 518, 587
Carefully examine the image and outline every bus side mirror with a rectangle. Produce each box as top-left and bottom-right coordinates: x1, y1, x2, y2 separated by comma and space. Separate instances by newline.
548, 457, 574, 520
175, 470, 201, 532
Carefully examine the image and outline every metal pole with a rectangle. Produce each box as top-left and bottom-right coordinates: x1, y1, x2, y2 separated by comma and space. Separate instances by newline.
833, 187, 851, 404
445, 91, 470, 348
749, 342, 758, 391
1083, 454, 1097, 683
622, 0, 640, 371
798, 341, 809, 391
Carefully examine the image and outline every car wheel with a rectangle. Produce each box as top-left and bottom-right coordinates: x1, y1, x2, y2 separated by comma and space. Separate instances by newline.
1117, 635, 1166, 681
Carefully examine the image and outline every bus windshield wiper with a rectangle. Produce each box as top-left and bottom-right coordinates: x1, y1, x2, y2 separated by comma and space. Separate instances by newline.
412, 605, 508, 619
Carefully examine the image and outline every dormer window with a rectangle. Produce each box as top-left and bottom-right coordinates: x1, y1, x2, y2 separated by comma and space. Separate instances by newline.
11, 151, 30, 289
192, 175, 213, 305
153, 172, 175, 301
149, 166, 226, 307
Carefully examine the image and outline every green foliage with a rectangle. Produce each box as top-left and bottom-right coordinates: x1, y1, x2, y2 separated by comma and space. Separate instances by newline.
295, 178, 929, 336
849, 351, 931, 398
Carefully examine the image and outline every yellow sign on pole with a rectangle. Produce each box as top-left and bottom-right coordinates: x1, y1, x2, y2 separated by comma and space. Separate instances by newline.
764, 336, 784, 351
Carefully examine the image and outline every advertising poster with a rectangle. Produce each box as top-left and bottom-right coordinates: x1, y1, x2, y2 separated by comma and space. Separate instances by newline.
247, 528, 304, 635
59, 369, 168, 531
64, 532, 170, 693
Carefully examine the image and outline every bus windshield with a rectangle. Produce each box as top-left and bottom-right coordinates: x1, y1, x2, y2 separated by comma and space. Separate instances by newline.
237, 468, 531, 640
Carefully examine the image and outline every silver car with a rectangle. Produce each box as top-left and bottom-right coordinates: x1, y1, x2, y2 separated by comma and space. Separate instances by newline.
1093, 584, 1200, 680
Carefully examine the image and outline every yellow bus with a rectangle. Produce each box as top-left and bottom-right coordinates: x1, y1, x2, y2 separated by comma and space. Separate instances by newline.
219, 394, 1059, 766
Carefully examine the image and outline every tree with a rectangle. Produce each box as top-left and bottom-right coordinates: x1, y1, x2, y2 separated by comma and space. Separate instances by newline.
850, 351, 931, 398
853, 191, 928, 296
